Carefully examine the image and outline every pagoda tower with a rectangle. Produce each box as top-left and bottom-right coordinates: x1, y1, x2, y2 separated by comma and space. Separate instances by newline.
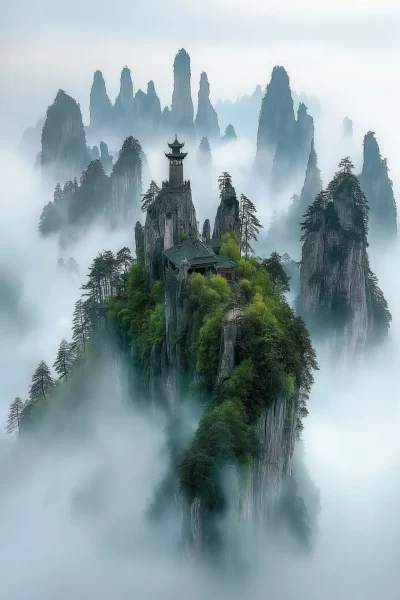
165, 135, 188, 185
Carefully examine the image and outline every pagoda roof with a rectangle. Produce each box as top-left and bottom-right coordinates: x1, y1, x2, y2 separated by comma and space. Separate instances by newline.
165, 151, 188, 160
168, 135, 185, 150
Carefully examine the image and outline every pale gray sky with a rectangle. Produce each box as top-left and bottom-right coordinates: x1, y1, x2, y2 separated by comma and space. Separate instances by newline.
1, 0, 399, 146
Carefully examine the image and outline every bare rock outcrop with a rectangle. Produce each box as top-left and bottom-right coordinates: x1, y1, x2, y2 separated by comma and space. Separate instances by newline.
194, 72, 220, 142
171, 49, 195, 140
299, 158, 391, 354
41, 90, 91, 183
359, 131, 397, 242
213, 173, 240, 239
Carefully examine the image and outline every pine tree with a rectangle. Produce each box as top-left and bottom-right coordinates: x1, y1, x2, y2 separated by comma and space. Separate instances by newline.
116, 247, 133, 272
141, 181, 160, 212
39, 201, 62, 235
53, 183, 64, 204
218, 172, 234, 201
72, 299, 91, 355
338, 156, 354, 173
28, 361, 54, 407
5, 397, 24, 436
53, 339, 74, 383
263, 252, 290, 292
239, 194, 263, 258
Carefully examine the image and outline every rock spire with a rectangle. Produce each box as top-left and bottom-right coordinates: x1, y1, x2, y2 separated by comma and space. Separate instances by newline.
194, 72, 220, 142
41, 90, 91, 183
255, 66, 295, 177
213, 172, 240, 239
114, 67, 135, 136
108, 136, 142, 228
359, 131, 397, 241
89, 70, 113, 133
171, 49, 195, 140
299, 158, 391, 353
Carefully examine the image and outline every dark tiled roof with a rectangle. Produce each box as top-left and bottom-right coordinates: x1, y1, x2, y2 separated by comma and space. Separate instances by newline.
163, 238, 237, 271
163, 237, 217, 268
215, 255, 237, 270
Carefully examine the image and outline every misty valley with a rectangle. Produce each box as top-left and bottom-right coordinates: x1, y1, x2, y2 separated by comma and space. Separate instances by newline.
1, 28, 399, 600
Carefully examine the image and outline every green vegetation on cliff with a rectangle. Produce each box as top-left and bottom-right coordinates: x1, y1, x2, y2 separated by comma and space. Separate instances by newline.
176, 245, 317, 507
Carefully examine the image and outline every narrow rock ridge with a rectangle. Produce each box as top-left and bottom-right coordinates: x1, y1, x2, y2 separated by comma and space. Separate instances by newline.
255, 66, 295, 178
41, 89, 91, 183
213, 175, 240, 239
108, 136, 142, 228
194, 72, 220, 142
221, 124, 237, 143
196, 136, 212, 168
89, 70, 113, 133
99, 141, 113, 174
171, 49, 195, 140
202, 218, 211, 242
271, 102, 314, 194
342, 117, 353, 140
283, 139, 322, 246
114, 67, 135, 136
359, 131, 397, 241
299, 159, 391, 354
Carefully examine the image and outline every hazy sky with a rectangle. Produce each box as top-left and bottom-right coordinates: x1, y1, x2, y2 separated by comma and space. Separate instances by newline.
1, 0, 399, 145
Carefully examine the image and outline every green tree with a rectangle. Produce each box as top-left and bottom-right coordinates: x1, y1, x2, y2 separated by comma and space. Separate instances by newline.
116, 247, 133, 273
39, 201, 62, 235
218, 172, 237, 207
239, 194, 263, 258
338, 156, 354, 173
220, 231, 240, 262
53, 183, 64, 204
27, 361, 54, 412
5, 397, 24, 436
263, 252, 290, 291
53, 339, 74, 383
72, 299, 91, 355
141, 180, 160, 212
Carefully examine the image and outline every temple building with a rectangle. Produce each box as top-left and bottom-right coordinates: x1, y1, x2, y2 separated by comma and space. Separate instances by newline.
163, 237, 237, 281
143, 136, 237, 283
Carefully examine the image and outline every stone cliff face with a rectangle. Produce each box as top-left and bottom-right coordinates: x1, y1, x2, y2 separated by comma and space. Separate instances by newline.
41, 90, 91, 183
182, 328, 300, 552
114, 67, 135, 137
146, 81, 162, 134
107, 136, 142, 228
299, 159, 391, 354
342, 117, 353, 140
99, 141, 113, 174
194, 72, 220, 142
89, 70, 113, 133
293, 103, 314, 173
19, 117, 45, 163
213, 176, 240, 239
134, 81, 162, 142
221, 124, 237, 143
284, 139, 322, 246
144, 182, 197, 283
359, 131, 397, 241
202, 218, 211, 242
171, 49, 195, 140
197, 137, 212, 169
271, 102, 314, 194
255, 66, 295, 178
